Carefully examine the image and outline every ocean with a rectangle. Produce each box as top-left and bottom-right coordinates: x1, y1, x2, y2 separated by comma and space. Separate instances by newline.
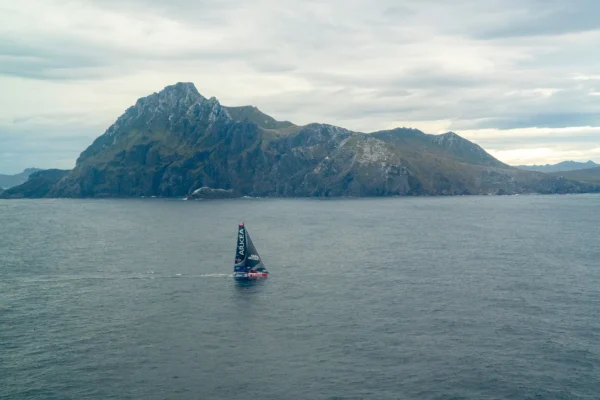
1, 195, 599, 399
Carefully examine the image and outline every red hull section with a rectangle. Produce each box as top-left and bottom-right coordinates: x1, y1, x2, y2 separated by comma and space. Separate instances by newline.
247, 272, 268, 278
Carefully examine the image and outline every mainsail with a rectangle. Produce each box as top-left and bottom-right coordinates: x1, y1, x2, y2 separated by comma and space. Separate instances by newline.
233, 224, 247, 273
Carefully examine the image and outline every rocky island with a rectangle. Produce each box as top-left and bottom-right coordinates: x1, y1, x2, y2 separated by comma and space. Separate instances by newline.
3, 82, 599, 199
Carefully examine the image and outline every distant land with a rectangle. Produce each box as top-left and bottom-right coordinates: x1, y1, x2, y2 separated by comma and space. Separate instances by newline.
0, 168, 42, 189
0, 169, 70, 199
2, 82, 599, 199
515, 160, 598, 173
547, 167, 600, 184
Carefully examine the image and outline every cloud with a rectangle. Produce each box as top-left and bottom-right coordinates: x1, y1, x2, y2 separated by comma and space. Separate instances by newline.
0, 0, 599, 172
460, 126, 600, 165
463, 113, 600, 130
0, 121, 101, 174
473, 0, 600, 39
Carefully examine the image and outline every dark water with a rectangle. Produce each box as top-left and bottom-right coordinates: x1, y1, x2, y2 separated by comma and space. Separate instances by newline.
1, 195, 599, 399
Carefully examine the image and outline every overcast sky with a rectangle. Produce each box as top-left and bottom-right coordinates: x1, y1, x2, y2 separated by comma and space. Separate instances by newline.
1, 0, 600, 173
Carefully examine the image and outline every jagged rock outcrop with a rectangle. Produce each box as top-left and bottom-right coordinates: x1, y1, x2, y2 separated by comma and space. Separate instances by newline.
5, 82, 600, 199
187, 187, 238, 199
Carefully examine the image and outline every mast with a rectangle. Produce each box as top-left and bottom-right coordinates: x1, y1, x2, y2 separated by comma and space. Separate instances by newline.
233, 223, 247, 273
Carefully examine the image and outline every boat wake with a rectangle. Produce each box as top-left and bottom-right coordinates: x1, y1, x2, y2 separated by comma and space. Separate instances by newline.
159, 273, 232, 279
11, 271, 239, 286
147, 271, 231, 278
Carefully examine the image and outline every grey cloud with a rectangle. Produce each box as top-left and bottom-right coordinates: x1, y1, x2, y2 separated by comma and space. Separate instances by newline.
82, 0, 237, 25
477, 132, 600, 148
399, 0, 600, 40
382, 5, 416, 19
10, 112, 103, 126
475, 0, 600, 39
469, 132, 600, 163
375, 89, 412, 98
303, 69, 489, 91
447, 84, 600, 130
247, 60, 298, 74
462, 113, 600, 130
0, 123, 100, 172
0, 38, 109, 80
0, 36, 260, 81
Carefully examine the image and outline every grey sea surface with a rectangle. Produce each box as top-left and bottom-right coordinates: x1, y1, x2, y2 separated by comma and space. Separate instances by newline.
1, 194, 599, 399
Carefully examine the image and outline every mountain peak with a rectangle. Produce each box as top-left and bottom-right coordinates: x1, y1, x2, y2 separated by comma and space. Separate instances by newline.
128, 82, 205, 118
143, 82, 204, 106
158, 82, 200, 95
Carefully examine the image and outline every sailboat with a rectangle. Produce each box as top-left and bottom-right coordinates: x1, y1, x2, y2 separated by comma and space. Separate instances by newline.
232, 223, 269, 279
